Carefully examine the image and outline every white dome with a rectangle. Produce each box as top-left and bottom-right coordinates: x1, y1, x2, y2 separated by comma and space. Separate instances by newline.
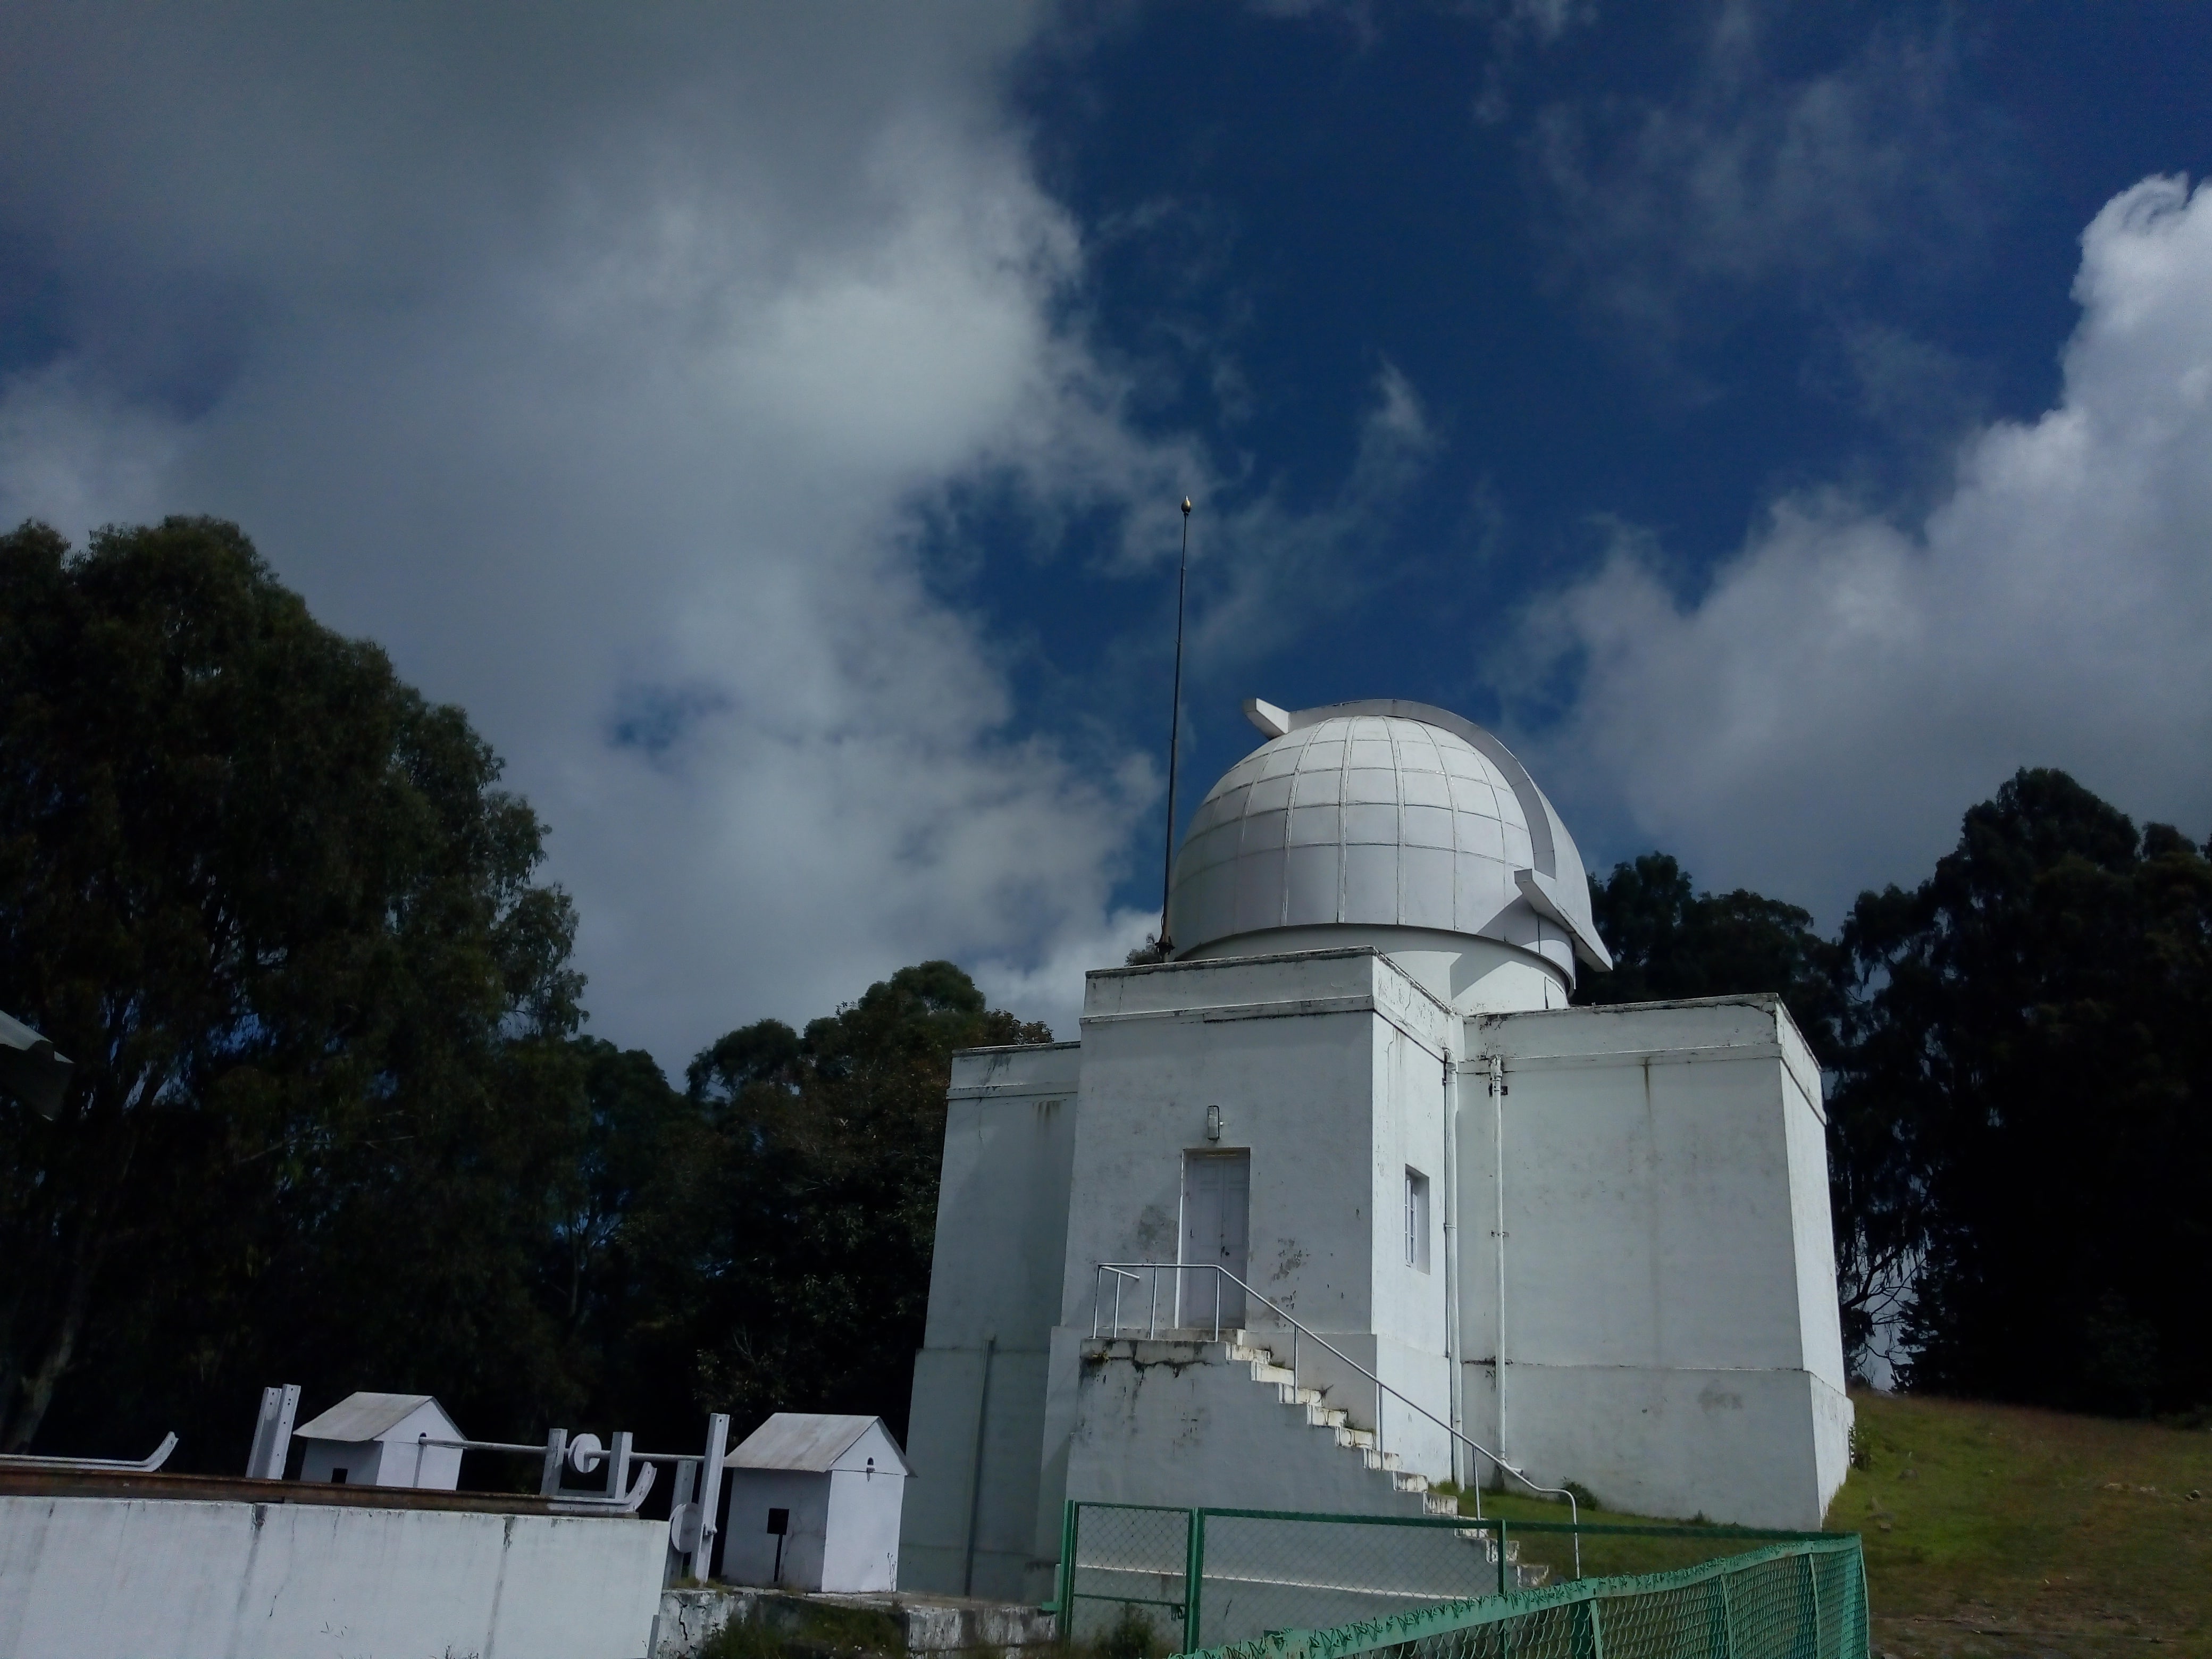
1164, 700, 1611, 978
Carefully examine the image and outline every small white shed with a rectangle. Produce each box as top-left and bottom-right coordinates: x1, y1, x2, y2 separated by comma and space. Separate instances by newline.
721, 1414, 908, 1592
292, 1392, 465, 1489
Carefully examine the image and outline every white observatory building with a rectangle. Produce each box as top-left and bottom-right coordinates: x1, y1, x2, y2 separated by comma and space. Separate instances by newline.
899, 700, 1850, 1603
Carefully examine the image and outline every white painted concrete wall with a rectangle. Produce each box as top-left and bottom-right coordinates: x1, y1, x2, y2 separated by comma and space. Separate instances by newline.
1181, 925, 1567, 1014
1032, 949, 1465, 1576
723, 1469, 830, 1589
823, 1467, 903, 1592
1460, 995, 1852, 1527
298, 1431, 463, 1490
0, 1495, 665, 1659
900, 1041, 1079, 1599
901, 962, 1854, 1601
1062, 1338, 1432, 1517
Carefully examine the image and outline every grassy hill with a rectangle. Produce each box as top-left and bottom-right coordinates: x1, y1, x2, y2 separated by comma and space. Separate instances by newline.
1834, 1388, 2210, 1659
1452, 1390, 2209, 1658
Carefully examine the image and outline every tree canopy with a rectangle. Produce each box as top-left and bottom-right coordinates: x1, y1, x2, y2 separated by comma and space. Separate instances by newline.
1575, 851, 1844, 1060
0, 517, 589, 1456
0, 517, 1055, 1468
1830, 770, 2212, 1415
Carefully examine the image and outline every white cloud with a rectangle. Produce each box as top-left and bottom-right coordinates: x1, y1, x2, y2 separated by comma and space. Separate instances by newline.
1527, 9, 2004, 355
0, 6, 1193, 1063
1529, 175, 2212, 916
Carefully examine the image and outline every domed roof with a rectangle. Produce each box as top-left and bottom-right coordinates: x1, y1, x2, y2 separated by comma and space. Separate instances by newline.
1165, 699, 1612, 974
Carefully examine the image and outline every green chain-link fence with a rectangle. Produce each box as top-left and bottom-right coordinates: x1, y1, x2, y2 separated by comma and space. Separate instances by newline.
1056, 1502, 1865, 1659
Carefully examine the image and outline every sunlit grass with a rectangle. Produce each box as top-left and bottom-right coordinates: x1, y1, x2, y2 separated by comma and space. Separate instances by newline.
1832, 1389, 2210, 1659
1439, 1389, 2212, 1658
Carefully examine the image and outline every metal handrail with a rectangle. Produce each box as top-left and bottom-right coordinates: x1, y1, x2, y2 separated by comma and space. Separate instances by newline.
1092, 1260, 1581, 1577
0, 1431, 178, 1474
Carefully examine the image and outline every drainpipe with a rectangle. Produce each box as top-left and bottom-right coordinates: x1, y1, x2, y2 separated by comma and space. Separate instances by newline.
1441, 1044, 1463, 1492
1489, 1051, 1509, 1488
962, 1333, 996, 1597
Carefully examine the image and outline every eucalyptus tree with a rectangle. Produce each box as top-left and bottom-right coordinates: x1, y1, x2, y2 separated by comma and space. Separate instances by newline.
0, 518, 586, 1457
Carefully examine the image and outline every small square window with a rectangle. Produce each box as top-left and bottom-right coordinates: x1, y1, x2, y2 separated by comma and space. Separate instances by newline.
1404, 1168, 1431, 1273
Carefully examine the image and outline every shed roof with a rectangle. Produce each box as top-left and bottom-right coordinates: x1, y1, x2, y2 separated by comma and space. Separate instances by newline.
725, 1413, 908, 1474
294, 1393, 459, 1444
0, 1008, 72, 1119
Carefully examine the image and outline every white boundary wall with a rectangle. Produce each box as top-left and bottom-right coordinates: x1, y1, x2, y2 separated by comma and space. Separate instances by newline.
0, 1494, 666, 1659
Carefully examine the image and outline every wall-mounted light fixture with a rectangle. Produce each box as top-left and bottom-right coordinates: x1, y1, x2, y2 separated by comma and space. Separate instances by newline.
1205, 1104, 1222, 1142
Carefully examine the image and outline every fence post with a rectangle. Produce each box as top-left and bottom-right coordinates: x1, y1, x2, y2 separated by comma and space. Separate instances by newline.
1585, 1596, 1608, 1659
1183, 1509, 1206, 1654
1716, 1570, 1737, 1659
1057, 1500, 1079, 1622
1804, 1548, 1823, 1659
1496, 1519, 1509, 1598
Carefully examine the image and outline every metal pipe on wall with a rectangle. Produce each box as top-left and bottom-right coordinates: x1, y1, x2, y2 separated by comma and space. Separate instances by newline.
1489, 1051, 1510, 1487
1442, 1045, 1464, 1494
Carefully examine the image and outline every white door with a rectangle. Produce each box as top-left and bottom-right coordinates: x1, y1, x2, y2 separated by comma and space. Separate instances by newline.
1179, 1151, 1250, 1330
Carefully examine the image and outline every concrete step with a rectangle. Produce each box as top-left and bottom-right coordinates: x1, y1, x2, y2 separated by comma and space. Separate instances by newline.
1360, 1449, 1403, 1473
1455, 1529, 1529, 1568
1333, 1426, 1376, 1451
1391, 1472, 1429, 1494
1423, 1493, 1459, 1516
1273, 1384, 1325, 1407
1249, 1363, 1297, 1385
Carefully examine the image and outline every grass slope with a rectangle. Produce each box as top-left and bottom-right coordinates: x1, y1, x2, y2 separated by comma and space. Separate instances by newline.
1447, 1390, 2209, 1658
1836, 1389, 2211, 1659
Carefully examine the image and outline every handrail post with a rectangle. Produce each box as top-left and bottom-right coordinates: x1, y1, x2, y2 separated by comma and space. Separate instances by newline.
1213, 1269, 1222, 1341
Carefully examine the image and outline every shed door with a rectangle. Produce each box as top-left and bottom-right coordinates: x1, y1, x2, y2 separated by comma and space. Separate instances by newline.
1179, 1151, 1250, 1331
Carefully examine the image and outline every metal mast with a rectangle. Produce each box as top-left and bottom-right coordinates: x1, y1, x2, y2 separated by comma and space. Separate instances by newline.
1157, 497, 1193, 954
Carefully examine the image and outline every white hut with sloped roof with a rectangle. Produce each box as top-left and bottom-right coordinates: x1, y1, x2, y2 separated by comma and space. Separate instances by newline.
293, 1392, 464, 1489
721, 1413, 908, 1592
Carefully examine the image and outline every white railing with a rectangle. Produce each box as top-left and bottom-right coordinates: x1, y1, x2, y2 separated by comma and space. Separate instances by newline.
1091, 1260, 1581, 1577
0, 1432, 178, 1474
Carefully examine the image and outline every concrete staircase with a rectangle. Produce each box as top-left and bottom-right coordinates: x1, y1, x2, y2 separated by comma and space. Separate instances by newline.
1220, 1334, 1552, 1591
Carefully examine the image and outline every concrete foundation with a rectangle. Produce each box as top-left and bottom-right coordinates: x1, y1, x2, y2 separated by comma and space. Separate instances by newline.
652, 1586, 1058, 1658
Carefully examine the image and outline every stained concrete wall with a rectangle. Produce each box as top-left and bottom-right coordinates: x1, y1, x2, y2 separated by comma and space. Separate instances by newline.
0, 1494, 665, 1659
1459, 995, 1852, 1528
1061, 1337, 1431, 1517
825, 1468, 904, 1594
900, 1042, 1079, 1599
1031, 949, 1463, 1582
903, 967, 1854, 1603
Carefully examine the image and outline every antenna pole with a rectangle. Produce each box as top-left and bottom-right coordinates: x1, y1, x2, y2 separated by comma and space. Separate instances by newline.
1158, 498, 1192, 954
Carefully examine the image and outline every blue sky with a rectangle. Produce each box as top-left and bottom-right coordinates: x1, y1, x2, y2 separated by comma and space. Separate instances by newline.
3, 3, 2209, 1062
